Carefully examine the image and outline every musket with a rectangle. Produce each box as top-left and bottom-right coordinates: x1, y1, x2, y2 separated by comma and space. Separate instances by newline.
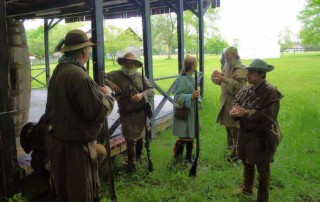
189, 70, 200, 177
141, 66, 153, 172
97, 71, 117, 202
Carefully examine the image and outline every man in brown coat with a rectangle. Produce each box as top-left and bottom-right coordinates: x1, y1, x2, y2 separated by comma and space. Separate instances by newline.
230, 59, 283, 202
44, 29, 114, 202
105, 52, 154, 173
211, 47, 247, 161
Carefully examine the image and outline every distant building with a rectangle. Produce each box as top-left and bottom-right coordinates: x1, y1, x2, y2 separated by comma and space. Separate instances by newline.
238, 36, 280, 59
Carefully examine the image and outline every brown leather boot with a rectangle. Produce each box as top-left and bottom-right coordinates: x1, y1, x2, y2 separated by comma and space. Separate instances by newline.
185, 140, 194, 163
237, 162, 255, 195
135, 138, 144, 163
173, 139, 185, 160
256, 163, 270, 202
126, 140, 136, 174
226, 127, 234, 150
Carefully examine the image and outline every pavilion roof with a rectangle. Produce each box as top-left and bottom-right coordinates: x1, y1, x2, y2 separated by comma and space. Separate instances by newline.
6, 0, 214, 20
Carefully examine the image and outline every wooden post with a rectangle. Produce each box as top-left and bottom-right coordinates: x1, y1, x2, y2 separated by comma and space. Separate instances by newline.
0, 0, 20, 198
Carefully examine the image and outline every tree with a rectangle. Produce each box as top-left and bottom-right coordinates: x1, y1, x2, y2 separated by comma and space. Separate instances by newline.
104, 25, 141, 65
26, 22, 84, 58
278, 25, 296, 51
205, 36, 229, 54
151, 13, 177, 59
184, 8, 219, 59
298, 0, 320, 45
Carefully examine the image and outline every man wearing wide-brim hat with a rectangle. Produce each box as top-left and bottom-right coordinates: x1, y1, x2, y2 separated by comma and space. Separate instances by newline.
44, 29, 114, 202
211, 47, 248, 162
105, 52, 154, 173
230, 59, 283, 202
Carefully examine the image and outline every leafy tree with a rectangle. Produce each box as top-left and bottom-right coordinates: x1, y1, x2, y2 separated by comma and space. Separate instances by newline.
205, 36, 229, 54
151, 13, 177, 59
26, 21, 84, 58
298, 0, 320, 45
104, 25, 141, 65
278, 25, 296, 51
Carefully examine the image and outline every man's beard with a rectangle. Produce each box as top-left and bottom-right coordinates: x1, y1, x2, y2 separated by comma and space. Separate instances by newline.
223, 58, 238, 73
121, 66, 137, 76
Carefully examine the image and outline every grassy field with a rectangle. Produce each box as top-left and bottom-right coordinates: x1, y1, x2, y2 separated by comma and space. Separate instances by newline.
30, 53, 320, 201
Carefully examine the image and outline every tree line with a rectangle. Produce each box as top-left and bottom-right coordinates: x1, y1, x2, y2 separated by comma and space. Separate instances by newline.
25, 8, 229, 64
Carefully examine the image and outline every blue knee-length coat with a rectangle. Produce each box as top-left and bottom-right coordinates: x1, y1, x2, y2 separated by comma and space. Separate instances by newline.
172, 74, 196, 139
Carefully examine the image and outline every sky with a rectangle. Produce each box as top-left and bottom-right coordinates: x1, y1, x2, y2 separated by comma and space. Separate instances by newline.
24, 0, 306, 46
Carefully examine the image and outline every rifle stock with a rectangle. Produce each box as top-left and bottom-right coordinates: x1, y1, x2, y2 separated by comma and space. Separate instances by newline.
142, 67, 153, 172
189, 70, 200, 177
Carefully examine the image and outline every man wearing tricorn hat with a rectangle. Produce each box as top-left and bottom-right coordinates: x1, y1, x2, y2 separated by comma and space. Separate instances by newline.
211, 47, 247, 161
230, 59, 283, 202
44, 29, 114, 202
105, 52, 154, 173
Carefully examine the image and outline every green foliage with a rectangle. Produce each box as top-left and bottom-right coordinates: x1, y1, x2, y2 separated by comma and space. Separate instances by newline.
104, 25, 142, 65
6, 193, 27, 202
151, 13, 177, 58
26, 22, 84, 58
205, 35, 229, 54
298, 0, 320, 45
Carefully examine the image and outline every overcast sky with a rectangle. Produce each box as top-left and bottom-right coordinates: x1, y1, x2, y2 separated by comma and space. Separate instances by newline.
24, 0, 306, 44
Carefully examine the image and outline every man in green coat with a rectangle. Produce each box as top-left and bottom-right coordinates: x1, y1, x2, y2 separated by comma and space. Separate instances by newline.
211, 47, 247, 161
44, 29, 114, 202
230, 59, 283, 202
105, 52, 154, 173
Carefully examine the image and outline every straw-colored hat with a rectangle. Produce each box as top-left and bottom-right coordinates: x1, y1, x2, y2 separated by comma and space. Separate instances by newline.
117, 52, 143, 68
59, 29, 95, 52
225, 46, 238, 56
245, 59, 274, 72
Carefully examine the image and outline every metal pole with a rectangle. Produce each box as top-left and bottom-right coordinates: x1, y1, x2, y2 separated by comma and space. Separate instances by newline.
44, 19, 50, 86
90, 1, 117, 201
141, 0, 155, 138
198, 0, 205, 97
177, 0, 184, 72
91, 0, 105, 82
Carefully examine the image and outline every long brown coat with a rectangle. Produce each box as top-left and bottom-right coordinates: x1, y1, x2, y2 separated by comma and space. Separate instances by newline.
44, 62, 114, 202
233, 81, 283, 164
105, 70, 154, 141
212, 61, 247, 127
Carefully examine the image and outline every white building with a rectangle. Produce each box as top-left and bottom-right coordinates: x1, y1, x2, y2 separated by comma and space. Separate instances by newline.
238, 36, 280, 59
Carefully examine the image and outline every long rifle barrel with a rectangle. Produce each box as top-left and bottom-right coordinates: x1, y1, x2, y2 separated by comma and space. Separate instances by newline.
189, 70, 200, 177
98, 71, 117, 202
142, 67, 153, 172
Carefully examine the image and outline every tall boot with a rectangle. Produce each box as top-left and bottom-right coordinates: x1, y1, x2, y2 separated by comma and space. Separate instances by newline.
126, 139, 136, 173
231, 127, 239, 159
236, 162, 255, 195
135, 138, 144, 163
226, 127, 233, 150
173, 139, 185, 160
185, 140, 194, 163
257, 163, 270, 202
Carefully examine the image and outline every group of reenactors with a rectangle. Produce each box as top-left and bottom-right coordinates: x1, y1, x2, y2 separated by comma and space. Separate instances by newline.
20, 29, 282, 202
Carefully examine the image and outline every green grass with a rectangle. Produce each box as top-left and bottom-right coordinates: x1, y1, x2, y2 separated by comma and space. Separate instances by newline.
31, 53, 320, 201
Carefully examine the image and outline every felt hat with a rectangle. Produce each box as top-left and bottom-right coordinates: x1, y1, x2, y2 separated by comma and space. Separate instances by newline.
116, 52, 143, 68
245, 58, 275, 72
59, 29, 95, 52
225, 46, 239, 57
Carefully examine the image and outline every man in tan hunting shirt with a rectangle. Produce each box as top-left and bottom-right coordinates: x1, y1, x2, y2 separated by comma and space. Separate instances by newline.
105, 52, 154, 173
211, 47, 247, 161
